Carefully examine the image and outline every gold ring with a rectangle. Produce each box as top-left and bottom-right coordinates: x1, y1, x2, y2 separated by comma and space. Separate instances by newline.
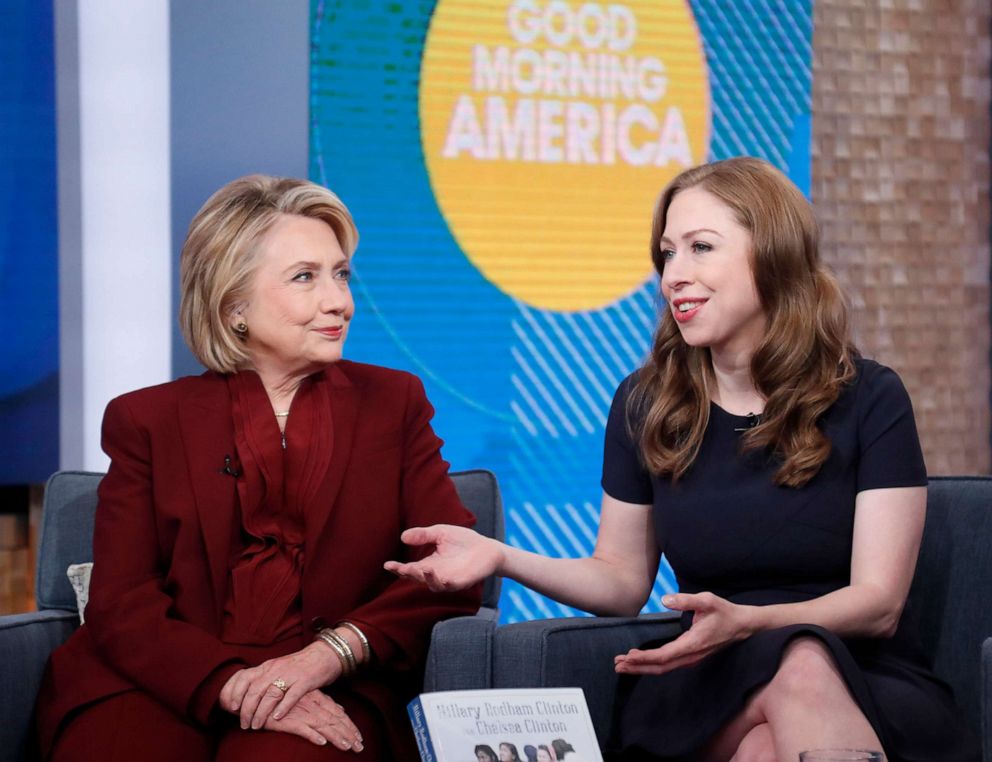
272, 678, 289, 693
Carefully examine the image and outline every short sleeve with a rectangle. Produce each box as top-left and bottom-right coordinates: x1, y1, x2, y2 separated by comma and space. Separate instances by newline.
601, 375, 654, 504
856, 363, 927, 491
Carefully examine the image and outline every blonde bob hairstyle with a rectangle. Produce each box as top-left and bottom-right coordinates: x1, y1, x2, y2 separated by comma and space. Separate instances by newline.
179, 175, 358, 373
630, 156, 856, 488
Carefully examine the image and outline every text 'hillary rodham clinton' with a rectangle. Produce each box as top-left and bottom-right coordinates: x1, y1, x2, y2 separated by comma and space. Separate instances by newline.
432, 698, 583, 721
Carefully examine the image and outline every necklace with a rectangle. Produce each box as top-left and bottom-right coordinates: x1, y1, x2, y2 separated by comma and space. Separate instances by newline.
274, 411, 290, 418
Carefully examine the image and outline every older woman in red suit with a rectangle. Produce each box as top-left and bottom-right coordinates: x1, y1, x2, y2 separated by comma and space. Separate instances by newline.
35, 176, 482, 760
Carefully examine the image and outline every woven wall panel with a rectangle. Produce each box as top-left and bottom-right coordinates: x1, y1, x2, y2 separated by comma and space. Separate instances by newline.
813, 0, 991, 474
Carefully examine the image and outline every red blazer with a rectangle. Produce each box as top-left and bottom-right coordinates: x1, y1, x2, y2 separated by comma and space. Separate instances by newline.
37, 361, 482, 756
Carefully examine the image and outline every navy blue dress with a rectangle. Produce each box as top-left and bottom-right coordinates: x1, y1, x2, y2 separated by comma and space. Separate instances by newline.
601, 358, 979, 762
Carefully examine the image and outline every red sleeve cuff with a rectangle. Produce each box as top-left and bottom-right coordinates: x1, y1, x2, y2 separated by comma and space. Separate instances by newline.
347, 618, 398, 667
188, 661, 245, 726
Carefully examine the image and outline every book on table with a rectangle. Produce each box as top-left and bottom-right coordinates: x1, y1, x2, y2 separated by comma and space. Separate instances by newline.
408, 687, 603, 761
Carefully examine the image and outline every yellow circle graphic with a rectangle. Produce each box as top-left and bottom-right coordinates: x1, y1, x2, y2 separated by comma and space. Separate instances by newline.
420, 0, 710, 311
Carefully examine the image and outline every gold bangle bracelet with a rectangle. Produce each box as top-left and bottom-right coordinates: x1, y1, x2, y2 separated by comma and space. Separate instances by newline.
315, 631, 348, 673
330, 629, 359, 674
316, 629, 356, 676
319, 632, 354, 676
324, 628, 358, 675
334, 621, 372, 664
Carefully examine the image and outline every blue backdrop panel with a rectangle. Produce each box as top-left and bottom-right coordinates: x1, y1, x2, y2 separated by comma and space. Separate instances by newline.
310, 0, 813, 622
0, 0, 58, 485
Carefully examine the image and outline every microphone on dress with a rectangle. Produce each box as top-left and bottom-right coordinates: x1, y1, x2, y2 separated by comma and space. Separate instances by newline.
734, 413, 761, 432
220, 454, 242, 478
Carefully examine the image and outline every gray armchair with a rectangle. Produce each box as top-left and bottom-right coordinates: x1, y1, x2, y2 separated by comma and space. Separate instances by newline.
0, 468, 504, 762
426, 476, 992, 758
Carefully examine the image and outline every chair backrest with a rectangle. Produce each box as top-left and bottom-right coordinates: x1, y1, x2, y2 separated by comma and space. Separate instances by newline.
902, 476, 992, 736
37, 468, 505, 612
36, 471, 102, 611
450, 469, 505, 609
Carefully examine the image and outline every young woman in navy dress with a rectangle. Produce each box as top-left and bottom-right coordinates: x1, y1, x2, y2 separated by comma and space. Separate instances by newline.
387, 157, 979, 761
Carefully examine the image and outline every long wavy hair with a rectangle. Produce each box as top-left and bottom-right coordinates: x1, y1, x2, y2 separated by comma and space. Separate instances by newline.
630, 157, 856, 488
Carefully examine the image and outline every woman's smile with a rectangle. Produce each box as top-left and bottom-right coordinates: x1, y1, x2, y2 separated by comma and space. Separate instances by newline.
313, 325, 344, 339
671, 297, 708, 323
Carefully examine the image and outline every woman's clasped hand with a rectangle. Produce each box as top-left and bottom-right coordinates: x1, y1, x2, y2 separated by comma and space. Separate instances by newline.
227, 684, 363, 751
219, 640, 347, 729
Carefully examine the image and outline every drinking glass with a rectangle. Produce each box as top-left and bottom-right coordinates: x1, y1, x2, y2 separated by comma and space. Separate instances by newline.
799, 751, 883, 762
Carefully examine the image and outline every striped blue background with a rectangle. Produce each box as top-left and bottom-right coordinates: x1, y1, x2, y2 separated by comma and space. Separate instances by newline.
310, 0, 813, 622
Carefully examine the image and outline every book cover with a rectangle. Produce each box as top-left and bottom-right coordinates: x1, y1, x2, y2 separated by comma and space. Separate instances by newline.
409, 687, 603, 761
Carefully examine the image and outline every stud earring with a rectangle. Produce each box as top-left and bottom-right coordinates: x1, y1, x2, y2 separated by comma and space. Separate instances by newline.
234, 320, 248, 336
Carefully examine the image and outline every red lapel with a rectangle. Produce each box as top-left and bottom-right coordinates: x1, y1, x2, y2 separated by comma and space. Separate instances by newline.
177, 373, 238, 624
306, 363, 361, 552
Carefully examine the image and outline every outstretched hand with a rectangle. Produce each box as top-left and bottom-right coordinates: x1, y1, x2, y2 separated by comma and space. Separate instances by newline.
614, 592, 753, 676
384, 524, 504, 592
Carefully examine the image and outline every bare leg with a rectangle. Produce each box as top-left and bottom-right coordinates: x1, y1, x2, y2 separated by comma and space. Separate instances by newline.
702, 693, 767, 761
703, 636, 884, 761
758, 637, 883, 758
728, 724, 775, 762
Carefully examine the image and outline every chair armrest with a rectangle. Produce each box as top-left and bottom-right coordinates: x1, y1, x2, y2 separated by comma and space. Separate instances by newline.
493, 613, 682, 741
982, 636, 992, 762
424, 607, 499, 692
0, 609, 79, 761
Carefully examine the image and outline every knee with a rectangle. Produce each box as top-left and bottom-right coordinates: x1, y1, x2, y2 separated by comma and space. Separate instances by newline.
766, 636, 844, 706
730, 723, 776, 762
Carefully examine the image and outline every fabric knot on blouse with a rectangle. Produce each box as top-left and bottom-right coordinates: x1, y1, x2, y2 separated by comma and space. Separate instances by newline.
220, 370, 334, 645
